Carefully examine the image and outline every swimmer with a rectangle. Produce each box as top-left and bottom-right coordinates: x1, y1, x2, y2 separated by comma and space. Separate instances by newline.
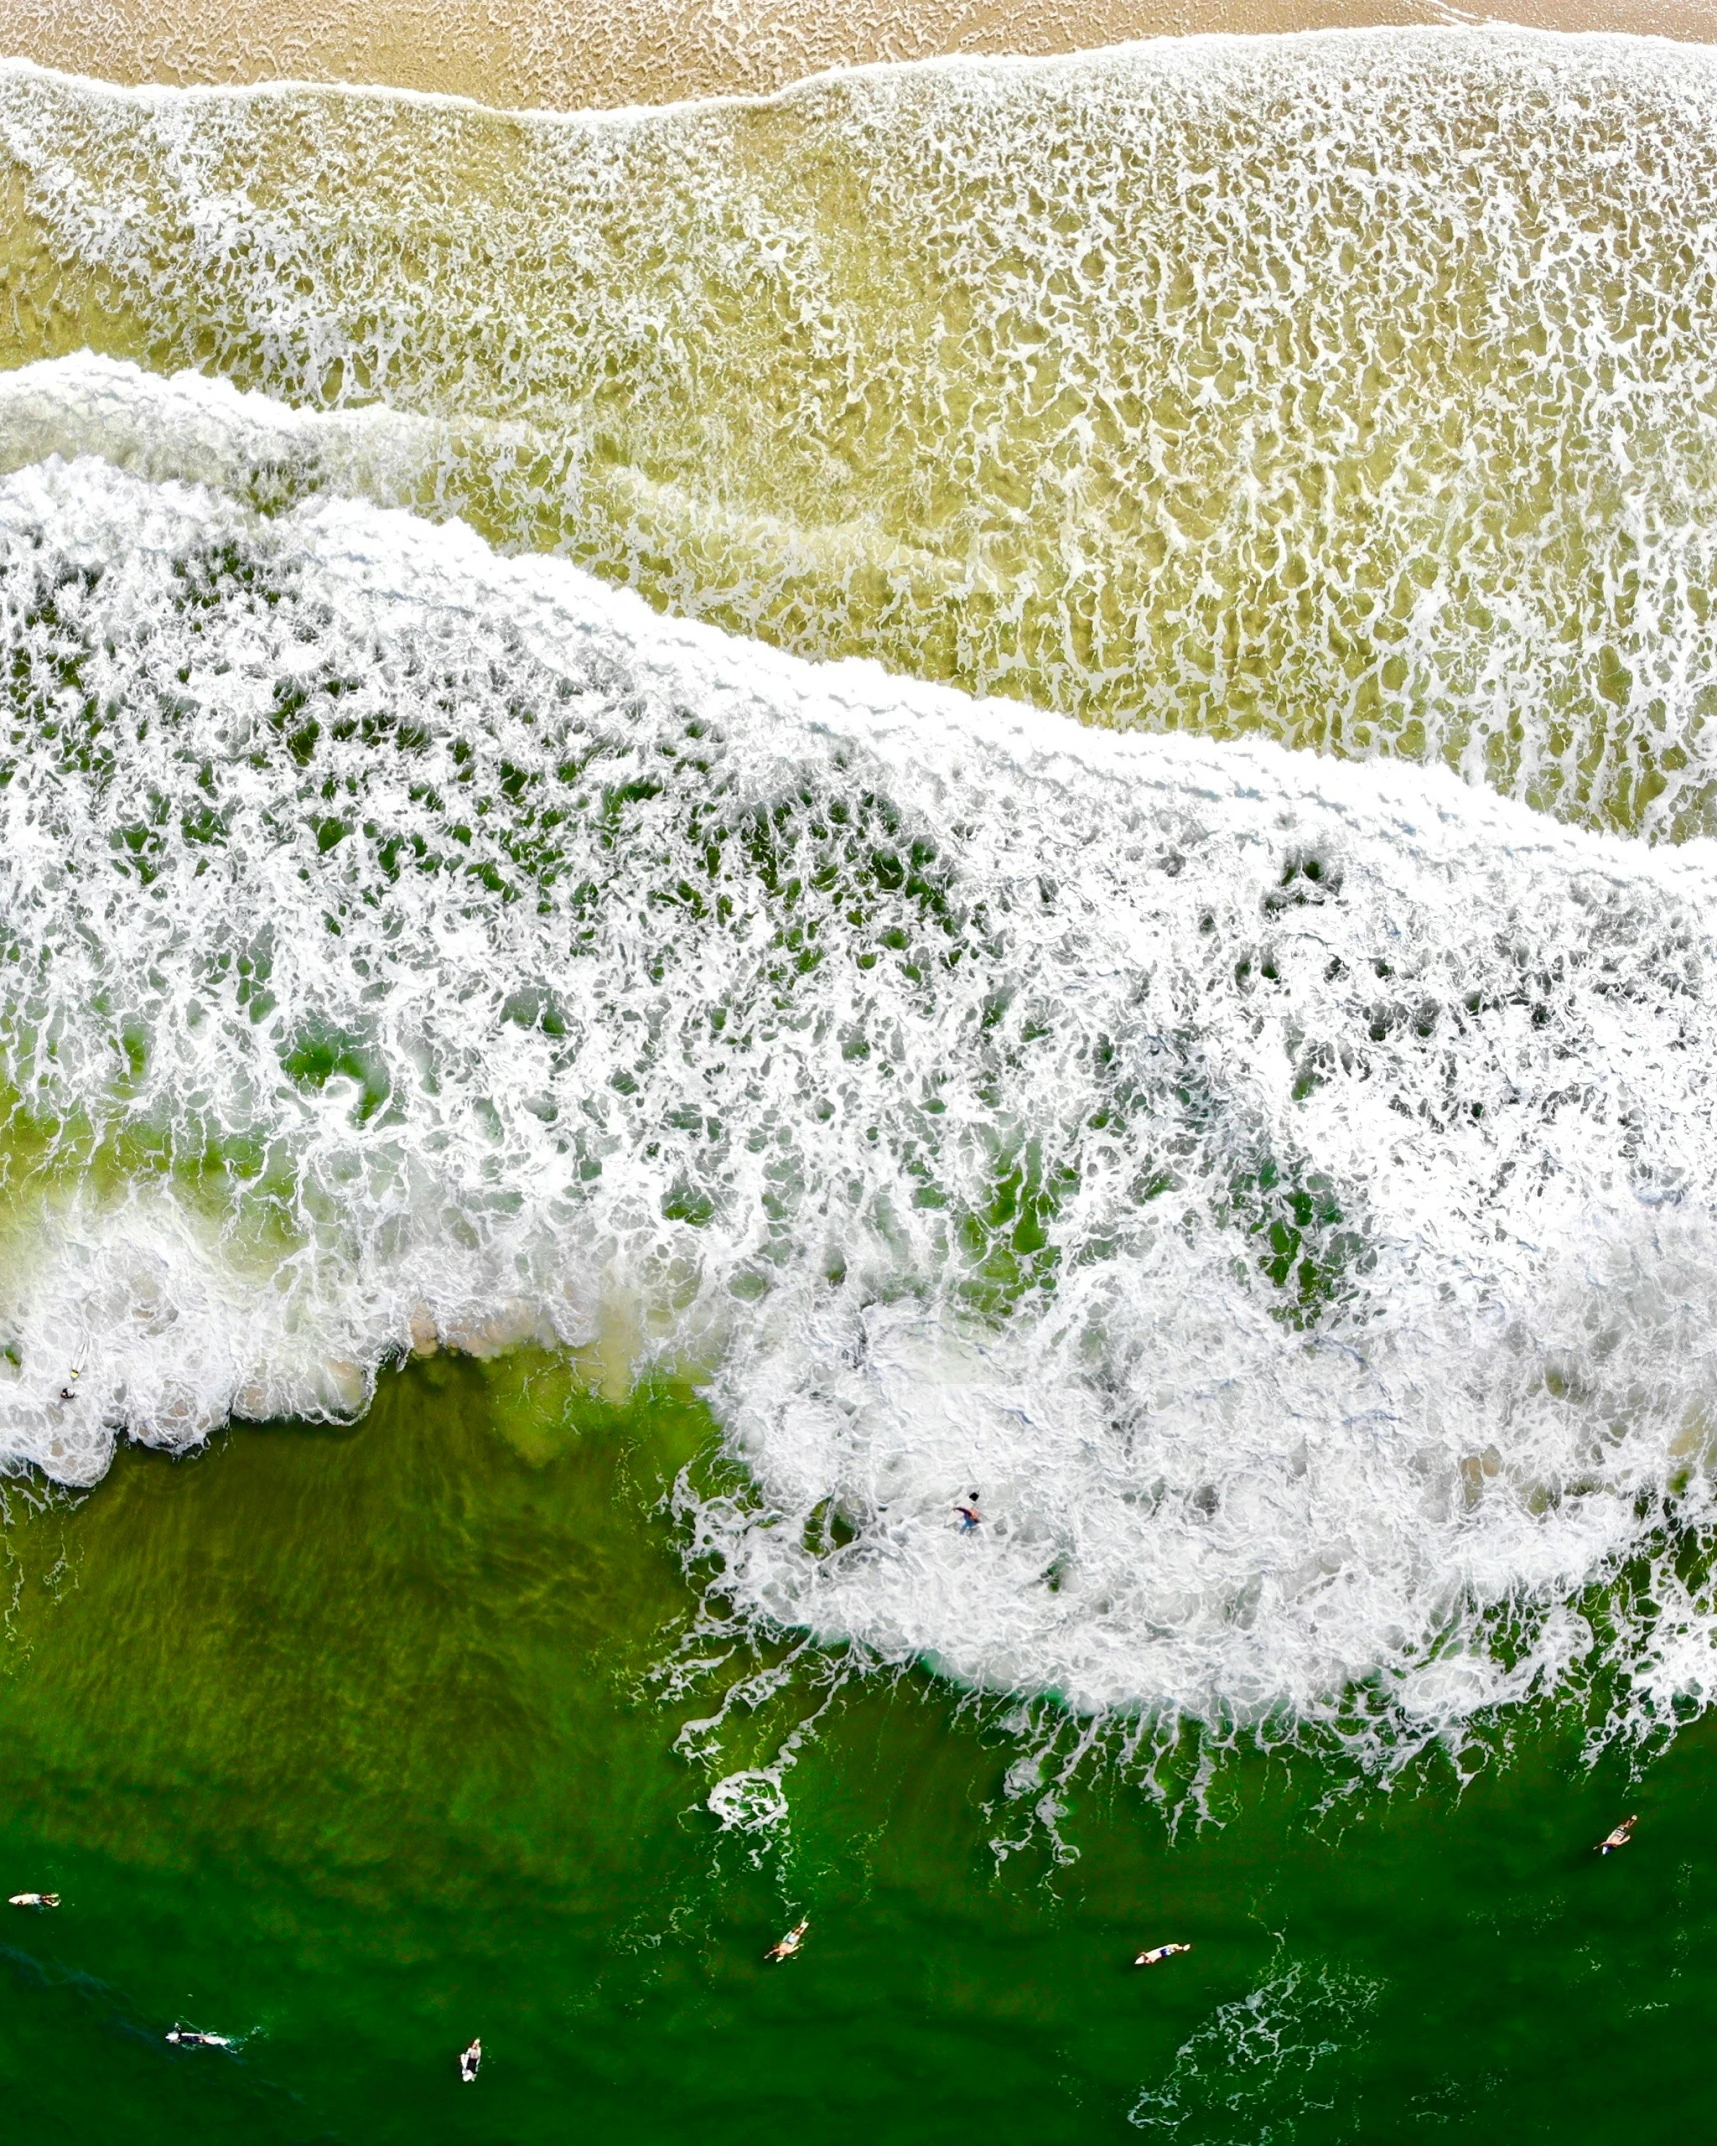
766, 1919, 809, 1962
167, 2027, 233, 2048
1597, 1815, 1638, 1855
8, 1892, 59, 1909
954, 1493, 981, 1533
459, 2038, 482, 2083
1134, 1943, 1193, 1967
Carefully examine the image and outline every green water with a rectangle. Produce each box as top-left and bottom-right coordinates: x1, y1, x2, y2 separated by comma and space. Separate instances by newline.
2, 1354, 1713, 2142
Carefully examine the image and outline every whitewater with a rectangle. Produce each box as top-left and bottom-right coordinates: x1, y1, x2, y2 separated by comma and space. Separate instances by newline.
0, 355, 1715, 1769
9, 32, 1717, 840
9, 30, 1717, 1768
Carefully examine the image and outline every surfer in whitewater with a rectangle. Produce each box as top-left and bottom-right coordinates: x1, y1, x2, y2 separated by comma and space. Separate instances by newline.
1134, 1943, 1192, 1967
954, 1493, 981, 1533
766, 1919, 809, 1962
8, 1891, 59, 1908
459, 2038, 482, 2083
167, 2026, 233, 2049
1596, 1815, 1637, 1855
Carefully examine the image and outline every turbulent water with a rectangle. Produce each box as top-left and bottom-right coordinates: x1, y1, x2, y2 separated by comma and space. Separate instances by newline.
11, 32, 1717, 837
7, 30, 1717, 1776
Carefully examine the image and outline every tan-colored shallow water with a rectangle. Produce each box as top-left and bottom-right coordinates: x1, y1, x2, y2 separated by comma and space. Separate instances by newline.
1, 0, 1716, 112
9, 34, 1717, 840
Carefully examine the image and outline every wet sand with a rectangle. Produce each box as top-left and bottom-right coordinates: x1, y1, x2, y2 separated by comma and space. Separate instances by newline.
0, 0, 1713, 112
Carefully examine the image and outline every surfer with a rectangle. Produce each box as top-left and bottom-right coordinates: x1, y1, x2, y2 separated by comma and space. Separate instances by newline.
954, 1494, 981, 1533
766, 1919, 809, 1962
459, 2038, 482, 2083
1597, 1815, 1638, 1855
8, 1892, 59, 1908
167, 2027, 233, 2048
1134, 1943, 1192, 1967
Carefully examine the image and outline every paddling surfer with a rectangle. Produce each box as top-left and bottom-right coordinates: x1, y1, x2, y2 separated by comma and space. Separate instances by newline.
459, 2038, 482, 2083
1134, 1943, 1192, 1967
167, 2026, 233, 2048
766, 1919, 809, 1961
8, 1892, 58, 1908
1597, 1815, 1638, 1855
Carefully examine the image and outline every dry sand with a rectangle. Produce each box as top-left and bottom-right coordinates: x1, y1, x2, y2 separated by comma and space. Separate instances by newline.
0, 0, 1714, 113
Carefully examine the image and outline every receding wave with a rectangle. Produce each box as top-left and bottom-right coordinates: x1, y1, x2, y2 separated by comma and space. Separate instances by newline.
5, 398, 1717, 1776
7, 32, 1717, 835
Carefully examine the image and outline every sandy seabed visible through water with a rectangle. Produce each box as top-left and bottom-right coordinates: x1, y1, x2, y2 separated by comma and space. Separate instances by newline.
3, 0, 1717, 112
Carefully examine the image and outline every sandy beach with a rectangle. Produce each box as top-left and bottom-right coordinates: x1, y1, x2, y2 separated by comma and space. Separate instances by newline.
0, 0, 1714, 111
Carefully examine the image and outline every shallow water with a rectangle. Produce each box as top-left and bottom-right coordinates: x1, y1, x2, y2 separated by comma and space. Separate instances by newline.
10, 34, 1717, 837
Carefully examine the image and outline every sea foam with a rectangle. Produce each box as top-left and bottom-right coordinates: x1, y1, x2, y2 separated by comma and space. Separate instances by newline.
5, 372, 1717, 1766
10, 34, 1717, 836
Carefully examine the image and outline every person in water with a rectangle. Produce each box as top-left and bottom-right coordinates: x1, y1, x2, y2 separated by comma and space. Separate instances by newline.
1597, 1815, 1638, 1855
1134, 1943, 1193, 1967
459, 2038, 482, 2083
8, 1892, 59, 1908
954, 1493, 981, 1532
766, 1919, 809, 1961
167, 2027, 233, 2048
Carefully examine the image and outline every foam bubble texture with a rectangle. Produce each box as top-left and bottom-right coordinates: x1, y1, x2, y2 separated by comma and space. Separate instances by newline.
6, 416, 1717, 1761
1129, 1953, 1380, 2134
0, 0, 1328, 113
7, 33, 1717, 837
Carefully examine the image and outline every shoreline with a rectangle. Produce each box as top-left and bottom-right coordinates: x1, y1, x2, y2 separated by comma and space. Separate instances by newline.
11, 22, 1717, 131
0, 0, 1714, 115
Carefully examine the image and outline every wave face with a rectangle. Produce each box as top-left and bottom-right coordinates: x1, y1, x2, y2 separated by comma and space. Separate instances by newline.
6, 403, 1717, 1769
7, 33, 1717, 837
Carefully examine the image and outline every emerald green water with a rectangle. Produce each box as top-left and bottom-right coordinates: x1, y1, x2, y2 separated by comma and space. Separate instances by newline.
2, 1358, 1714, 2142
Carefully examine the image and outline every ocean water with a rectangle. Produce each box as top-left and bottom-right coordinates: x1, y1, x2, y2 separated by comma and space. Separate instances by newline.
12, 31, 1717, 837
4, 26, 1717, 2137
0, 0, 1237, 110
3, 1357, 1717, 2144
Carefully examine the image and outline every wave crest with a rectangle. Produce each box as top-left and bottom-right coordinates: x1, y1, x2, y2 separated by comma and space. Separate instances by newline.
3, 424, 1717, 1767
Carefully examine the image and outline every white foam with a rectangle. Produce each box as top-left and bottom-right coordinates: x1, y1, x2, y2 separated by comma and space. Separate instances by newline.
1130, 1953, 1381, 2134
0, 352, 450, 504
4, 386, 1717, 1764
13, 35, 1717, 837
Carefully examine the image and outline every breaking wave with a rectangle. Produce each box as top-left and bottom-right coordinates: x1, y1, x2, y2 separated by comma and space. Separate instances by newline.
5, 379, 1717, 1771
